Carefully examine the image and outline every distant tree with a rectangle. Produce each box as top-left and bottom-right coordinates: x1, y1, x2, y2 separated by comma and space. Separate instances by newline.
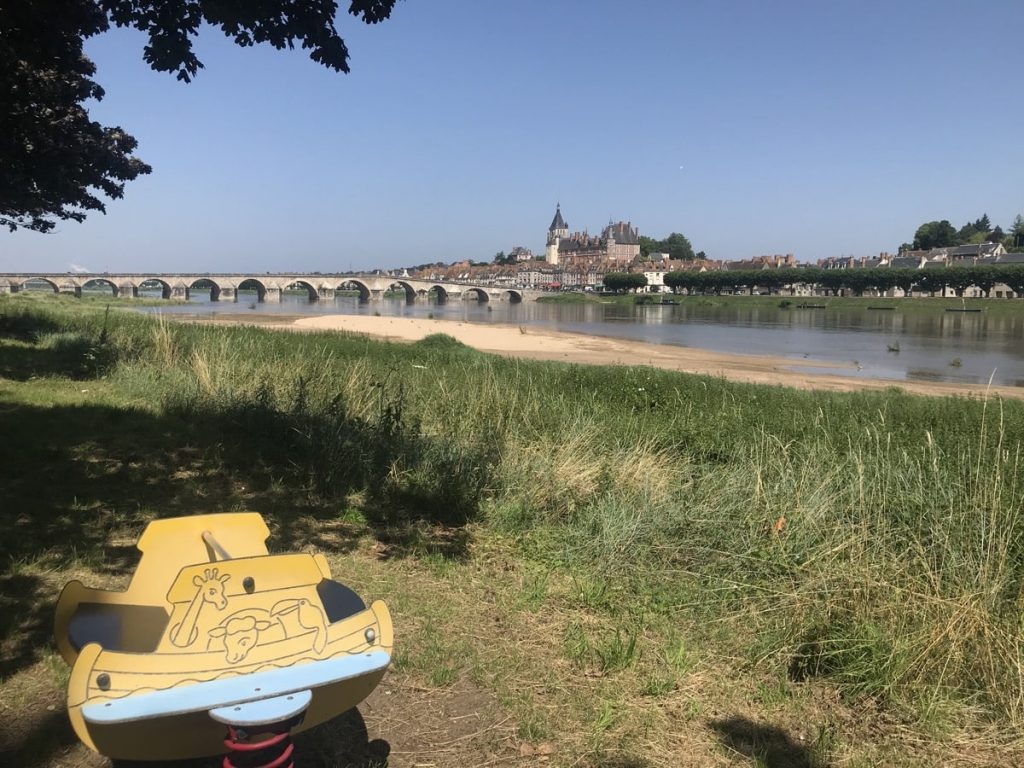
628, 272, 649, 291
914, 269, 948, 297
602, 273, 626, 293
870, 269, 898, 295
793, 267, 823, 295
957, 215, 992, 243
1011, 214, 1024, 251
943, 267, 978, 297
639, 232, 696, 260
663, 271, 688, 293
661, 232, 695, 260
912, 220, 960, 250
638, 235, 660, 258
842, 269, 877, 297
1001, 265, 1024, 295
2, 1, 401, 233
986, 226, 1005, 244
964, 230, 990, 245
603, 272, 647, 293
889, 268, 917, 296
816, 269, 847, 296
695, 250, 707, 260
969, 266, 999, 298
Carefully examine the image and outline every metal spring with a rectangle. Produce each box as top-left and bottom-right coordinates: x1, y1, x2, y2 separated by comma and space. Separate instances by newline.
222, 725, 295, 768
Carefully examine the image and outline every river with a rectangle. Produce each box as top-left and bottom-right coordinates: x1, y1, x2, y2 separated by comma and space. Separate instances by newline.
136, 292, 1024, 388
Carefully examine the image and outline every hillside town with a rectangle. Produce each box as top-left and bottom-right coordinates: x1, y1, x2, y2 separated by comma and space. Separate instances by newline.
398, 205, 1024, 297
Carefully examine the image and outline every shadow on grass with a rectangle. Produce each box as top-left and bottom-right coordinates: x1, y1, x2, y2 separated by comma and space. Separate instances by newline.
0, 305, 61, 343
3, 706, 387, 768
1, 707, 81, 768
0, 339, 98, 381
0, 573, 56, 679
0, 370, 488, 677
107, 708, 389, 768
709, 716, 829, 768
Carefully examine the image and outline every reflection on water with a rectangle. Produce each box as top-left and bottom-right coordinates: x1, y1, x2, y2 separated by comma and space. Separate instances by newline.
139, 293, 1024, 388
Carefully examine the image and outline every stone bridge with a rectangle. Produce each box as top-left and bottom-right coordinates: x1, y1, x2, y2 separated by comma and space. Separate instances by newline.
0, 273, 541, 304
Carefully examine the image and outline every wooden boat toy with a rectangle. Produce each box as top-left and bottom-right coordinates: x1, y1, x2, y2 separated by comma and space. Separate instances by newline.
54, 512, 393, 764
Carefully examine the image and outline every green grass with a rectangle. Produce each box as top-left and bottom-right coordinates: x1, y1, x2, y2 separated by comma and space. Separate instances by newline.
3, 293, 1024, 764
536, 292, 612, 304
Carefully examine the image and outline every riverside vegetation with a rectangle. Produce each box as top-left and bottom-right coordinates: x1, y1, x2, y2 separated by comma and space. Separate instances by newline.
2, 294, 1024, 767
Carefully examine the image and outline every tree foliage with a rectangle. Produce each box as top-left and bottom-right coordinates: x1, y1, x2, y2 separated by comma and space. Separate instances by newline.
663, 264, 1024, 298
1011, 214, 1024, 251
638, 236, 659, 259
1, 4, 150, 233
957, 214, 990, 242
661, 232, 695, 260
602, 272, 647, 293
912, 220, 959, 250
1, 1, 400, 233
909, 213, 1004, 252
639, 232, 696, 260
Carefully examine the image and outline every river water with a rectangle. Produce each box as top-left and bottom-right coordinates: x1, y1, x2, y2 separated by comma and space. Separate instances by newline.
138, 292, 1024, 388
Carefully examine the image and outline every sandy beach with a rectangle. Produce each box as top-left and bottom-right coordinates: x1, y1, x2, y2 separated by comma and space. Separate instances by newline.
242, 314, 1020, 400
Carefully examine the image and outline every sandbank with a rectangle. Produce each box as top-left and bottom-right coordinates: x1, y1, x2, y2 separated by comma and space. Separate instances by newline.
197, 313, 1023, 400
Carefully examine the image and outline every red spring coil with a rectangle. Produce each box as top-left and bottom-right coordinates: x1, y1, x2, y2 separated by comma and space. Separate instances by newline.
222, 725, 295, 768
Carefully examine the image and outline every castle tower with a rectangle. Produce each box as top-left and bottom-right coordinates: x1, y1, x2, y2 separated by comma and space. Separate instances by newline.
545, 203, 568, 265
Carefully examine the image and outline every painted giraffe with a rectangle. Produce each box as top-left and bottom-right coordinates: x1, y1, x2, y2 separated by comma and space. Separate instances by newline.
169, 567, 231, 647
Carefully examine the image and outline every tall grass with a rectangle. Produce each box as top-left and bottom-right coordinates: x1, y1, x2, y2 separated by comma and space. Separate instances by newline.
4, 294, 1024, 729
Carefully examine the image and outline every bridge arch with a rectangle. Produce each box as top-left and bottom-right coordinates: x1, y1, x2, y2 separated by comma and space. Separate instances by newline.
389, 281, 417, 303
238, 278, 269, 302
462, 287, 489, 303
21, 277, 60, 293
280, 279, 319, 302
502, 289, 523, 304
139, 278, 171, 298
426, 285, 449, 304
187, 278, 221, 301
81, 278, 120, 296
336, 279, 371, 302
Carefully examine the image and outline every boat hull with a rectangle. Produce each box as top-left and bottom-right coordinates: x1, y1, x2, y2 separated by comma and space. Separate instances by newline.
67, 600, 392, 761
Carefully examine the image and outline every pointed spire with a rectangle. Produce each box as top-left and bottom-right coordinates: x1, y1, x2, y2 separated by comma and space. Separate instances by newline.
549, 203, 567, 232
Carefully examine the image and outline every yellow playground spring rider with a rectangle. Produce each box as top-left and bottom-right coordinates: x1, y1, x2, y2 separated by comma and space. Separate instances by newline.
54, 512, 393, 766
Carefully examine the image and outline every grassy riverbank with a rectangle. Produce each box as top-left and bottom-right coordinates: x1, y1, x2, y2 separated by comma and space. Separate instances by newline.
2, 293, 1023, 766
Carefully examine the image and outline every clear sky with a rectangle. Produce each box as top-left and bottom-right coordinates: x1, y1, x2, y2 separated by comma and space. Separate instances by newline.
4, 0, 1023, 274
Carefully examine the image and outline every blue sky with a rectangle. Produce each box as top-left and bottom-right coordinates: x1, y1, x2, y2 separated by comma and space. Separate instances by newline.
5, 0, 1023, 273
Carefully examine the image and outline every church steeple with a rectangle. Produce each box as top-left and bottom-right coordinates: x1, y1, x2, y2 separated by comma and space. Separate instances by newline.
549, 203, 567, 234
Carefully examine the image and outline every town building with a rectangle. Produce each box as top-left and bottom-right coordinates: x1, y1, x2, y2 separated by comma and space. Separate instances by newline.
544, 204, 641, 266
509, 246, 534, 262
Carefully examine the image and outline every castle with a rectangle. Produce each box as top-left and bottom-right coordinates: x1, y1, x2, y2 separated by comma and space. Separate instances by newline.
544, 204, 640, 266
